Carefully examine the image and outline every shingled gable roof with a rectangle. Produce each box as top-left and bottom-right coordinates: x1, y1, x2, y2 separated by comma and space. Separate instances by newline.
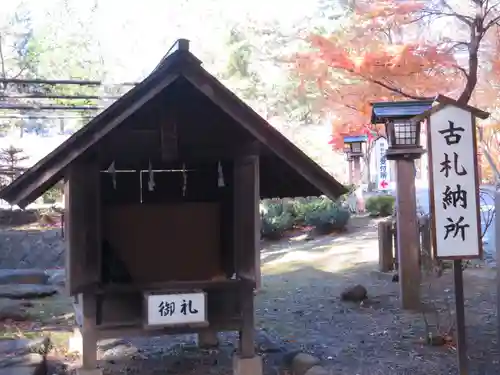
0, 39, 348, 208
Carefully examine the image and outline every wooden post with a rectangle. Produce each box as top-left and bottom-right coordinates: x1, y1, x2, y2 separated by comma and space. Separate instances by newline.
81, 294, 99, 371
353, 157, 361, 184
419, 216, 432, 274
233, 154, 260, 359
347, 159, 353, 185
395, 159, 421, 310
496, 190, 500, 353
65, 161, 101, 295
64, 161, 102, 374
393, 223, 399, 270
378, 220, 394, 272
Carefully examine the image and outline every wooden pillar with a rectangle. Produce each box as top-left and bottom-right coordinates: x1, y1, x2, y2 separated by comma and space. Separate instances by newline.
395, 159, 421, 310
64, 160, 101, 372
81, 294, 99, 370
353, 157, 361, 184
347, 159, 353, 185
393, 223, 399, 270
65, 160, 101, 295
495, 190, 500, 350
197, 328, 219, 348
420, 216, 432, 273
378, 220, 394, 272
233, 154, 259, 358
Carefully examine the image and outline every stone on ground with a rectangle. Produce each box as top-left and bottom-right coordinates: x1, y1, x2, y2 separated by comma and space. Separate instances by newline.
0, 270, 49, 285
45, 269, 66, 286
0, 337, 48, 356
232, 354, 263, 375
0, 365, 37, 375
0, 284, 57, 299
291, 353, 321, 375
0, 304, 29, 321
340, 284, 368, 302
304, 365, 329, 375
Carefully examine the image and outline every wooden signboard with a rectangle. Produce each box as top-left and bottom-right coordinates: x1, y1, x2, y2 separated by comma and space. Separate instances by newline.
143, 291, 208, 328
427, 104, 483, 260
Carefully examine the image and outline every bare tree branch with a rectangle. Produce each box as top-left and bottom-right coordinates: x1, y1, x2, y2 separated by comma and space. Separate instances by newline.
439, 0, 475, 26
452, 64, 470, 79
483, 14, 500, 31
0, 34, 6, 90
484, 0, 500, 18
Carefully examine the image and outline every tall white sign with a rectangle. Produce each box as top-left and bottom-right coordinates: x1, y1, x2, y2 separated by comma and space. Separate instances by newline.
371, 137, 392, 190
428, 105, 481, 259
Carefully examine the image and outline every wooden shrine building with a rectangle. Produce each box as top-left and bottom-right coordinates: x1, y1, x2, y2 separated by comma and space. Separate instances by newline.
0, 39, 347, 375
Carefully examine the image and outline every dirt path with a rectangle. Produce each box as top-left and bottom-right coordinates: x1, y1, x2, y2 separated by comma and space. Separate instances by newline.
258, 216, 499, 374
1, 215, 499, 374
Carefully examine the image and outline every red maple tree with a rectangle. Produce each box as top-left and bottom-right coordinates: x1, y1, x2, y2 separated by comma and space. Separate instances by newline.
294, 0, 500, 165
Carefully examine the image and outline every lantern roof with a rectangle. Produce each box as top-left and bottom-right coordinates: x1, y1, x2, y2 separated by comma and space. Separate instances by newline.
370, 99, 434, 123
343, 135, 367, 143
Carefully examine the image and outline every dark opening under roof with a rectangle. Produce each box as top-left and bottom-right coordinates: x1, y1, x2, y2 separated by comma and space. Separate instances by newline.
0, 39, 348, 208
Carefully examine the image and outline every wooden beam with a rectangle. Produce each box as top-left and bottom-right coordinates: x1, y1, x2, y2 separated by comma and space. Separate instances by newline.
233, 153, 259, 358
97, 138, 263, 169
233, 154, 259, 279
65, 160, 101, 295
160, 112, 178, 162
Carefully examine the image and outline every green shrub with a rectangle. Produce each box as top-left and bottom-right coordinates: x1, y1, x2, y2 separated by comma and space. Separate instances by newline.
365, 195, 395, 217
42, 187, 63, 204
260, 199, 294, 240
260, 196, 351, 239
304, 197, 351, 234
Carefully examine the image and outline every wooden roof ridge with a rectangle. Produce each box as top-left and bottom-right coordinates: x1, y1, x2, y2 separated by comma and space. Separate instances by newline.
0, 39, 347, 208
410, 94, 490, 124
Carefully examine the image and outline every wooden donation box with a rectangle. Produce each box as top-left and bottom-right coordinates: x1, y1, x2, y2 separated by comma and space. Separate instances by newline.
0, 39, 346, 374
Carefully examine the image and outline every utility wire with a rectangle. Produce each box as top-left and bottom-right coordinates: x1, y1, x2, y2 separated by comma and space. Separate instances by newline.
0, 115, 94, 120
0, 104, 101, 111
0, 78, 138, 86
0, 93, 121, 100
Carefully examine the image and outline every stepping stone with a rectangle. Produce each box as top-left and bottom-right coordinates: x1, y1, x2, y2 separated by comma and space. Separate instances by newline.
45, 269, 66, 286
0, 270, 49, 285
0, 284, 57, 299
0, 337, 47, 356
0, 304, 30, 321
0, 365, 38, 375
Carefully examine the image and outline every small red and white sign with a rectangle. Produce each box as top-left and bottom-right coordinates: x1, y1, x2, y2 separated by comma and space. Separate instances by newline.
376, 138, 390, 190
379, 179, 389, 189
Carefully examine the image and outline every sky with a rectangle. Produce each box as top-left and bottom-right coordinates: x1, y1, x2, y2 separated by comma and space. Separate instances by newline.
1, 0, 320, 81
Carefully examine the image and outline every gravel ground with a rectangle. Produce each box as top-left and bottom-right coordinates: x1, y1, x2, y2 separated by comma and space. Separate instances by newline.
257, 216, 499, 375
1, 216, 499, 374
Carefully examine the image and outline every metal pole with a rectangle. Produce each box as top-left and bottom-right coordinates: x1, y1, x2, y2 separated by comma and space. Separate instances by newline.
496, 190, 500, 356
453, 259, 468, 375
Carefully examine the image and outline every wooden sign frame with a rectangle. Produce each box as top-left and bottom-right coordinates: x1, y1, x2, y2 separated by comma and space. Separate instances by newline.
416, 95, 489, 260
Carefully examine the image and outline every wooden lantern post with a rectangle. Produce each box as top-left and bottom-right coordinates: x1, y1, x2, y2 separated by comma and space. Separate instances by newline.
371, 99, 434, 311
343, 135, 366, 185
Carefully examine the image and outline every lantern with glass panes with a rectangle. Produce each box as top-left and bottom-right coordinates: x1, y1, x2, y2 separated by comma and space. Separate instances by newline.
370, 100, 434, 161
343, 143, 353, 161
342, 135, 365, 160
